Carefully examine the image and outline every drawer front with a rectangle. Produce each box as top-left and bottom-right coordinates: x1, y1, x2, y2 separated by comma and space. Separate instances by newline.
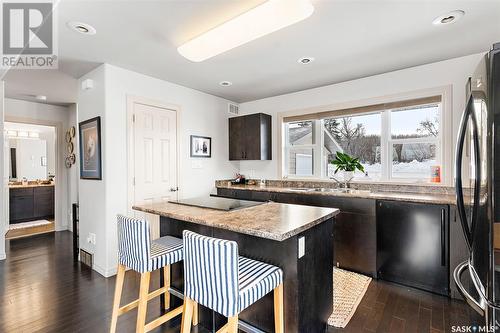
10, 187, 34, 197
34, 186, 54, 195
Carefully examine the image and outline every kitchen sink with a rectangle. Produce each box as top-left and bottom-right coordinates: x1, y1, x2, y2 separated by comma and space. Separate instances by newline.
288, 187, 370, 194
288, 188, 315, 192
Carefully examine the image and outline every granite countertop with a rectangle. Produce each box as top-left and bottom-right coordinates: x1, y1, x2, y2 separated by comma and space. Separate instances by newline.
216, 184, 457, 205
133, 201, 339, 241
9, 183, 55, 189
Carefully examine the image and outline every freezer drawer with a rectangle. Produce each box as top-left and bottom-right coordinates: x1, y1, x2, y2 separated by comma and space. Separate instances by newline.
377, 200, 449, 295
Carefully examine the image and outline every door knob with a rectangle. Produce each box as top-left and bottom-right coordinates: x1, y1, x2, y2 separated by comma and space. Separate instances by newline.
170, 187, 178, 192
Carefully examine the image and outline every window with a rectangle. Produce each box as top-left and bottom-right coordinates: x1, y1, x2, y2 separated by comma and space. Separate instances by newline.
323, 113, 382, 180
282, 96, 444, 183
285, 121, 316, 177
390, 105, 440, 180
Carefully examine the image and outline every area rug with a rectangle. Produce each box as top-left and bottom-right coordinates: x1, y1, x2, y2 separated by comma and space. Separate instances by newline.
328, 268, 372, 328
9, 220, 52, 230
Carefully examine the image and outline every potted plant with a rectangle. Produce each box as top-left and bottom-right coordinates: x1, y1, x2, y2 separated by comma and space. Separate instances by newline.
330, 152, 365, 187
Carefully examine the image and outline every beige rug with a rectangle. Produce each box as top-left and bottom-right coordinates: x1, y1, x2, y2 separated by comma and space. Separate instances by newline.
9, 220, 52, 230
328, 268, 372, 328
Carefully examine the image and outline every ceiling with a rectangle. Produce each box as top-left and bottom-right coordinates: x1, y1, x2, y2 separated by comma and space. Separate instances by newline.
3, 0, 500, 104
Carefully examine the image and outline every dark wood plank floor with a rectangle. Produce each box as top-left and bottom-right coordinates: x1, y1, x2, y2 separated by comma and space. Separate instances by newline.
0, 231, 480, 333
327, 274, 482, 333
0, 231, 208, 333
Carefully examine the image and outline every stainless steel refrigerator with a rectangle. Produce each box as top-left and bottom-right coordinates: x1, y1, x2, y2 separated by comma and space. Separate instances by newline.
454, 42, 500, 329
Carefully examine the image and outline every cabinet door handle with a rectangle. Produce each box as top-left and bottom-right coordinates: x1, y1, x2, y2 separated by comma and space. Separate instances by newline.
441, 208, 446, 266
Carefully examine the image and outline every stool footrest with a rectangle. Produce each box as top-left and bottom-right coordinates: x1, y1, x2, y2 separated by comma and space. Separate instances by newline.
118, 286, 169, 315
144, 305, 183, 332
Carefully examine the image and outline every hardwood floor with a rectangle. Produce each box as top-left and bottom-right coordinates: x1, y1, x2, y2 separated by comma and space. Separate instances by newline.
327, 276, 482, 333
0, 232, 207, 333
0, 232, 480, 333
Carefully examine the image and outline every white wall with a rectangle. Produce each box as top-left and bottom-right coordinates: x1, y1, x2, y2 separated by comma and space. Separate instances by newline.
39, 130, 56, 176
0, 82, 5, 260
4, 98, 78, 231
237, 53, 485, 181
67, 104, 79, 232
77, 66, 107, 274
77, 64, 238, 276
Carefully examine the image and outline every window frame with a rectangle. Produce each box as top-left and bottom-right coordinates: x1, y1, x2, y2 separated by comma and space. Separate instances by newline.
279, 87, 452, 185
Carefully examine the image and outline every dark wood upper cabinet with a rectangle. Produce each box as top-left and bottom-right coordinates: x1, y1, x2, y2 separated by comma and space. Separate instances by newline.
229, 113, 272, 160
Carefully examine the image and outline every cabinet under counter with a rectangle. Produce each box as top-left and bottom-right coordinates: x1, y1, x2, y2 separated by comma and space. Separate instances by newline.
9, 185, 55, 224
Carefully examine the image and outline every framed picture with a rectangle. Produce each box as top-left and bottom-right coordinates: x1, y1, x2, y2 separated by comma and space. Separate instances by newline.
79, 116, 102, 180
190, 135, 211, 158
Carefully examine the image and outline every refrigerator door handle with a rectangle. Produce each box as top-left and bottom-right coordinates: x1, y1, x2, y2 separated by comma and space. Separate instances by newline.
455, 94, 474, 250
454, 260, 485, 315
440, 208, 446, 266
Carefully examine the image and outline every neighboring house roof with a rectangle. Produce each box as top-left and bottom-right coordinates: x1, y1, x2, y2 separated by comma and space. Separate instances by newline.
289, 126, 342, 154
289, 126, 312, 144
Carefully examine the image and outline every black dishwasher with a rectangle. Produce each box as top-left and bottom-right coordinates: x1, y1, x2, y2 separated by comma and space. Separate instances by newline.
377, 200, 449, 295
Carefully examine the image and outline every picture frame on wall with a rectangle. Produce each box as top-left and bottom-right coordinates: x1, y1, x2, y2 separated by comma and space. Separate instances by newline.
190, 135, 211, 158
79, 116, 102, 180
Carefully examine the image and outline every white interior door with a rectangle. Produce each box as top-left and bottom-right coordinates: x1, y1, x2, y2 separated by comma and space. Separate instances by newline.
132, 102, 177, 239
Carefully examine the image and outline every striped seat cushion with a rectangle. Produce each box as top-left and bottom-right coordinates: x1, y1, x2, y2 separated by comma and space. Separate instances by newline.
183, 230, 283, 318
117, 215, 183, 273
238, 256, 283, 313
150, 236, 184, 271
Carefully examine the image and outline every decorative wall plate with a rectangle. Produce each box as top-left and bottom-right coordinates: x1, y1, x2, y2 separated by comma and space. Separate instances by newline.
66, 131, 72, 143
65, 156, 72, 168
70, 126, 76, 138
67, 142, 74, 154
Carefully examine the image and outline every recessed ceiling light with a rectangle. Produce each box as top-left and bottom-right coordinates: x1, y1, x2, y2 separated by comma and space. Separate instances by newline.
432, 10, 465, 26
298, 57, 315, 64
35, 95, 47, 101
178, 0, 314, 62
219, 81, 232, 87
66, 21, 96, 35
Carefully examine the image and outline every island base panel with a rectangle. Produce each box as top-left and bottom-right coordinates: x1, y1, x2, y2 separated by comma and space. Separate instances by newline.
159, 216, 334, 333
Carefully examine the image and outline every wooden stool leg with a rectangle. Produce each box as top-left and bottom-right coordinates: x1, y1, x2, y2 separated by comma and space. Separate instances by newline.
136, 271, 151, 333
110, 264, 126, 333
274, 283, 284, 333
192, 301, 198, 326
227, 316, 238, 333
180, 297, 195, 333
163, 265, 171, 310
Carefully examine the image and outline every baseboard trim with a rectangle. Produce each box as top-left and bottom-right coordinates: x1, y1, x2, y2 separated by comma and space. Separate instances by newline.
93, 262, 117, 278
55, 225, 68, 232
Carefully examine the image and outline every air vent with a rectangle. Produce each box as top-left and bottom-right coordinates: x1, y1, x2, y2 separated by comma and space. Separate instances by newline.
80, 249, 93, 268
228, 103, 239, 115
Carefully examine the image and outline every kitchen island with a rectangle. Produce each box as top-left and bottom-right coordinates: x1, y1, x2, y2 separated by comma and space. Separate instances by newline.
133, 197, 339, 333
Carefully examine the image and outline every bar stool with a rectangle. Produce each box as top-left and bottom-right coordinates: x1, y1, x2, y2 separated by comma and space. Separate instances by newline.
180, 230, 284, 333
110, 215, 197, 333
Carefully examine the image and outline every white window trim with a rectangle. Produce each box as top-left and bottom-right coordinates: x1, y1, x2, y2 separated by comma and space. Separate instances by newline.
278, 86, 453, 185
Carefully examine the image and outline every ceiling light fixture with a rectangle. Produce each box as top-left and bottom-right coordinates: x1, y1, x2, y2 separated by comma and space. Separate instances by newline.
178, 0, 314, 62
35, 95, 47, 101
432, 10, 465, 26
219, 81, 233, 87
298, 57, 314, 64
66, 21, 97, 35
